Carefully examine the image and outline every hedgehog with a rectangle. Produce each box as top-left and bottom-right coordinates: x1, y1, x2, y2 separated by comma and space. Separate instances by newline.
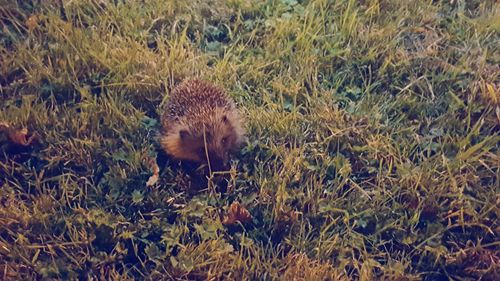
160, 79, 245, 172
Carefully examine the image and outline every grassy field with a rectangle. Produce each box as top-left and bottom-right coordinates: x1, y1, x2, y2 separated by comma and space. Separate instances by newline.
1, 0, 499, 280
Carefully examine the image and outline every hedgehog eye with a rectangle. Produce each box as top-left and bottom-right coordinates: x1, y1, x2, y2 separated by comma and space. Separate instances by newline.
221, 137, 228, 144
221, 115, 228, 123
179, 130, 189, 140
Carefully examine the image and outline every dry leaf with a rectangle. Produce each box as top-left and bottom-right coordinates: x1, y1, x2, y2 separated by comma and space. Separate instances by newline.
145, 156, 160, 187
277, 208, 300, 223
0, 122, 39, 147
146, 174, 159, 187
222, 202, 252, 226
25, 14, 40, 31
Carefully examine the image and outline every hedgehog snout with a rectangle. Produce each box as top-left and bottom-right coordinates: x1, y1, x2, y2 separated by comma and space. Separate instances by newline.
209, 152, 229, 172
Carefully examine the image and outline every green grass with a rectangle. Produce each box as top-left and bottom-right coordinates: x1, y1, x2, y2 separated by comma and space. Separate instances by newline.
1, 0, 499, 280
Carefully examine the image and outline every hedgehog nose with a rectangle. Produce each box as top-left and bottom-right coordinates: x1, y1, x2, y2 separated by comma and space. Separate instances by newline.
210, 155, 229, 172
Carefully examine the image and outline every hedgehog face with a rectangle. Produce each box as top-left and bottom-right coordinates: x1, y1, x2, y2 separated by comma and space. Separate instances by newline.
175, 111, 243, 171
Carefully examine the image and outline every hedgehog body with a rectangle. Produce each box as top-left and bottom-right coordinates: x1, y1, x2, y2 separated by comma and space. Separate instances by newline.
160, 79, 245, 171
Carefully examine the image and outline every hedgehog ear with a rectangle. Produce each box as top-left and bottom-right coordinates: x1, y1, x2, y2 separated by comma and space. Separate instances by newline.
179, 129, 189, 140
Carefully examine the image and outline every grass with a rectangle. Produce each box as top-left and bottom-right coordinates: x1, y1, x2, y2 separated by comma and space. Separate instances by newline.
0, 0, 499, 280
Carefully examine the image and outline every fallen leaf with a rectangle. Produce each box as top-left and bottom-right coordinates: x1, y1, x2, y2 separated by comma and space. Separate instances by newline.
276, 208, 300, 225
25, 14, 40, 31
146, 174, 158, 186
223, 202, 252, 226
0, 122, 39, 147
145, 155, 160, 187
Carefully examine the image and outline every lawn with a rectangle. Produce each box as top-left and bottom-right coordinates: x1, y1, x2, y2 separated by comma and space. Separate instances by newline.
0, 0, 499, 280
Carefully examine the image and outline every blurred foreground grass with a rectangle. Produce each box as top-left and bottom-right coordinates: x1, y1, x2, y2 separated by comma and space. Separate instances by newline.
0, 0, 499, 280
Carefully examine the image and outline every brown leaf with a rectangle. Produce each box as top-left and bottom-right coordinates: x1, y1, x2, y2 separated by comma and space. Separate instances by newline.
25, 14, 40, 31
145, 155, 160, 187
276, 208, 300, 224
222, 202, 252, 226
0, 123, 39, 147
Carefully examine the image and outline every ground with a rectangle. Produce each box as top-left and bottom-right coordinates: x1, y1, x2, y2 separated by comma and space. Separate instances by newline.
0, 0, 499, 280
